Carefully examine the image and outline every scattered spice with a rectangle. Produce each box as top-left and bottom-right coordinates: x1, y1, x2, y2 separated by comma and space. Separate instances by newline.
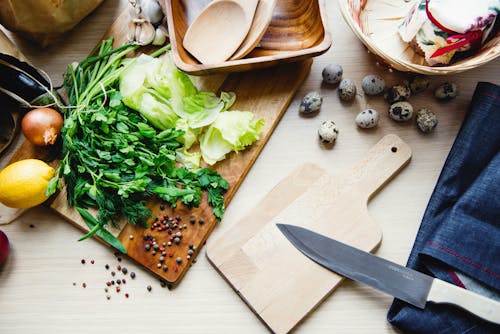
147, 285, 152, 292
125, 293, 129, 298
81, 259, 86, 264
121, 267, 128, 275
176, 257, 182, 264
111, 271, 116, 277
130, 272, 136, 279
90, 260, 95, 264
82, 283, 87, 288
105, 264, 109, 270
106, 295, 111, 300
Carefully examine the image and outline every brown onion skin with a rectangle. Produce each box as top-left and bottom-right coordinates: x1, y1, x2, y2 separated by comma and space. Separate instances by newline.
21, 107, 63, 146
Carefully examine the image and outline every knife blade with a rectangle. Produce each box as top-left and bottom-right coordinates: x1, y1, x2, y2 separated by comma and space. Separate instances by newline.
276, 223, 500, 324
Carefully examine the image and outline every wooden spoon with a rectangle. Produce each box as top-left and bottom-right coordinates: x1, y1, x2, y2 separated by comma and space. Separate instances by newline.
230, 0, 278, 60
183, 0, 258, 64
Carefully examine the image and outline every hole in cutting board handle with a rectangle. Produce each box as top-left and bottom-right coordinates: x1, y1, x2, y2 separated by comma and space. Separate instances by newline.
391, 146, 398, 153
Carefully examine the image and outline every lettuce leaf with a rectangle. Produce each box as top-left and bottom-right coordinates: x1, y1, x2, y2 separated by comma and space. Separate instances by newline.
200, 111, 265, 165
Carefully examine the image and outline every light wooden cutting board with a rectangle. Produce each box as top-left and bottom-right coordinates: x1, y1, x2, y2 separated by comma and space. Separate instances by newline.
206, 134, 412, 333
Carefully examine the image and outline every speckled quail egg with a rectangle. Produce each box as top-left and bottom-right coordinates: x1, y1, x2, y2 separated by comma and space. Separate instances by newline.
434, 82, 458, 99
384, 84, 411, 104
416, 108, 438, 133
388, 101, 414, 122
361, 74, 385, 96
355, 109, 379, 129
322, 64, 343, 85
409, 75, 430, 94
318, 120, 339, 144
338, 79, 357, 102
299, 91, 323, 115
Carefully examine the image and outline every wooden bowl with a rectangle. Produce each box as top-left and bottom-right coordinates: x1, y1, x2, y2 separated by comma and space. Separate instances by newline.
164, 0, 332, 75
338, 0, 500, 75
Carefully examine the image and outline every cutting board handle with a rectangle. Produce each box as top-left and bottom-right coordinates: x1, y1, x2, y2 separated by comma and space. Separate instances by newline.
348, 134, 412, 201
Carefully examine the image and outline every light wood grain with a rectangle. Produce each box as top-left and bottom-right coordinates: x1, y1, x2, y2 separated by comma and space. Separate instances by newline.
0, 0, 499, 333
207, 134, 411, 333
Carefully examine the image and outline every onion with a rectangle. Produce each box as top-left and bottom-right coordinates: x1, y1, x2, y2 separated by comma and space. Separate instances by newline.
22, 107, 63, 146
0, 230, 9, 266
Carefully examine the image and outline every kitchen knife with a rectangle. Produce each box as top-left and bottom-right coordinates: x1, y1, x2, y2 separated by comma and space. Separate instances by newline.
276, 224, 500, 324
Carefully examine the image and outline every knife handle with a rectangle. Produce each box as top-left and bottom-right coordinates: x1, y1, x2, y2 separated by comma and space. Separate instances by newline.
428, 278, 500, 324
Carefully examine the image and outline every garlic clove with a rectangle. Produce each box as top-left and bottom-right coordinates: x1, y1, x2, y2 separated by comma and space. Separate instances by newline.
152, 26, 168, 46
135, 21, 156, 45
127, 21, 137, 42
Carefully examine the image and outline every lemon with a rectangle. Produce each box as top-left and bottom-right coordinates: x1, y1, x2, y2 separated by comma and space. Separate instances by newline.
0, 159, 55, 208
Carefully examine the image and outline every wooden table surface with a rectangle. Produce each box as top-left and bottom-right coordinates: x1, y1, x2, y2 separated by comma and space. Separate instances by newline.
0, 1, 498, 333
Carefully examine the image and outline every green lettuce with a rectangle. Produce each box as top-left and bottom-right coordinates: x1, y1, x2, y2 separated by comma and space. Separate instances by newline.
200, 111, 265, 165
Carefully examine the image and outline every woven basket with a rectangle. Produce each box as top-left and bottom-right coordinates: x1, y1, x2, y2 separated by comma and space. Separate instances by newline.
338, 0, 500, 75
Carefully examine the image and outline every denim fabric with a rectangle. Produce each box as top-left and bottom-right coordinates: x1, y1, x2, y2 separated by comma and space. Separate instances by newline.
387, 82, 500, 333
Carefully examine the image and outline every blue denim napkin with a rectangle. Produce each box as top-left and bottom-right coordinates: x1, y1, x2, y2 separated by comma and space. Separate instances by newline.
387, 82, 500, 333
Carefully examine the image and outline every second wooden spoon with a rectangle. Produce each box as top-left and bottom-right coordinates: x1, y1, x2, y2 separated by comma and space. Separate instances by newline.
230, 0, 278, 60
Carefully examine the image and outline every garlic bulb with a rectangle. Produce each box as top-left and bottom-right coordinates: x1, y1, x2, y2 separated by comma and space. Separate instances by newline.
138, 0, 163, 25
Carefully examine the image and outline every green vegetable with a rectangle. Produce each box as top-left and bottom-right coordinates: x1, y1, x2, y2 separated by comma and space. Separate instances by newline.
48, 38, 228, 252
200, 111, 265, 165
119, 53, 235, 147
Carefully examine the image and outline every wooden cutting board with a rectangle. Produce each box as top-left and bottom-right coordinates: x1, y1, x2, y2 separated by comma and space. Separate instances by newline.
6, 9, 312, 286
206, 134, 412, 333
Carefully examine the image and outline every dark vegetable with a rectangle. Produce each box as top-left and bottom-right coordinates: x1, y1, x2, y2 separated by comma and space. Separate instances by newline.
0, 95, 18, 158
0, 230, 9, 266
0, 53, 52, 106
21, 107, 63, 146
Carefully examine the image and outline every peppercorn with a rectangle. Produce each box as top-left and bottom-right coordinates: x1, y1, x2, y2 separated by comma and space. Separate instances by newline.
174, 237, 180, 244
105, 264, 109, 270
163, 266, 168, 272
121, 267, 128, 275
130, 272, 136, 279
82, 283, 87, 288
125, 293, 129, 298
198, 218, 204, 225
81, 259, 86, 264
147, 285, 152, 292
160, 204, 165, 210
187, 249, 194, 256
189, 215, 196, 224
117, 279, 121, 285
176, 257, 182, 264
111, 271, 116, 276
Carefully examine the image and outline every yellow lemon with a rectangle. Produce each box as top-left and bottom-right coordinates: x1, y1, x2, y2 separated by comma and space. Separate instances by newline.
0, 159, 55, 208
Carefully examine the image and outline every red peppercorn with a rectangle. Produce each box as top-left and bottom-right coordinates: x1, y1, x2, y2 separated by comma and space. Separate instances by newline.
81, 259, 86, 264
173, 265, 178, 272
122, 279, 126, 284
117, 265, 121, 271
116, 287, 121, 293
106, 281, 111, 287
125, 293, 129, 298
82, 283, 87, 288
168, 252, 173, 257
90, 260, 95, 264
